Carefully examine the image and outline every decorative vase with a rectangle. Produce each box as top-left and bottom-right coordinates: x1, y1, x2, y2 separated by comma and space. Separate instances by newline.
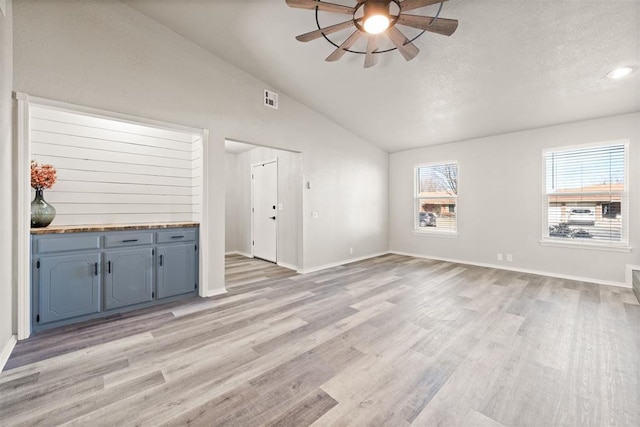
31, 189, 56, 228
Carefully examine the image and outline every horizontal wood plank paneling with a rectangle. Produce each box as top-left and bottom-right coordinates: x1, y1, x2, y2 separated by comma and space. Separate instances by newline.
30, 105, 202, 226
31, 107, 198, 143
31, 129, 194, 160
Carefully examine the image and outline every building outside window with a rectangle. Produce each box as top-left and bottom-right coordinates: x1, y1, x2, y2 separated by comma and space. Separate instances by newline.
415, 162, 458, 234
543, 141, 628, 247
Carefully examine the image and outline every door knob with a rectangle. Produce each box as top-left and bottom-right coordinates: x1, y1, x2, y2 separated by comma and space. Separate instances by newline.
269, 216, 276, 220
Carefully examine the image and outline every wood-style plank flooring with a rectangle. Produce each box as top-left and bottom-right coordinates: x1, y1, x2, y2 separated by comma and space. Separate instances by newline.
1, 253, 639, 426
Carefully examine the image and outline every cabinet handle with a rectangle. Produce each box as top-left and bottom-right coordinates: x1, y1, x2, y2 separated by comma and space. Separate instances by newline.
171, 235, 184, 239
159, 254, 163, 267
94, 262, 98, 276
107, 260, 111, 274
122, 239, 138, 243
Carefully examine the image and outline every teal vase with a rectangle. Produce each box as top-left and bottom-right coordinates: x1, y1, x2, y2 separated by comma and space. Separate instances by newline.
31, 189, 56, 228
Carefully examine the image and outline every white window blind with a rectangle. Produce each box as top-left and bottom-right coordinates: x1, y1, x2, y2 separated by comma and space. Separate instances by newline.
544, 142, 628, 246
415, 162, 458, 233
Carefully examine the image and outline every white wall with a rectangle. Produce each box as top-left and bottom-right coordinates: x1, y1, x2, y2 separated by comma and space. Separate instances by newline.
224, 152, 238, 253
0, 0, 13, 364
390, 113, 640, 285
226, 146, 302, 269
12, 0, 389, 296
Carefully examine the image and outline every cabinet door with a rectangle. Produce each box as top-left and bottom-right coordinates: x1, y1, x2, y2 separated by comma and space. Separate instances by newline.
104, 248, 153, 310
157, 243, 196, 299
38, 253, 101, 324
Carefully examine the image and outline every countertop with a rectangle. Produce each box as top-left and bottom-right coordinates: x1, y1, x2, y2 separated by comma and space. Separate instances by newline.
30, 222, 199, 235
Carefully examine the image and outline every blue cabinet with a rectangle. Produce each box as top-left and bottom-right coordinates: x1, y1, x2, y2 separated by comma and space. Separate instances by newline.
37, 253, 101, 324
31, 226, 198, 332
157, 243, 197, 299
104, 248, 153, 310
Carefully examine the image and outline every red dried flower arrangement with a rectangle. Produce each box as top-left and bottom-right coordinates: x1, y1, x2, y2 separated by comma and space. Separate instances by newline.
31, 160, 57, 190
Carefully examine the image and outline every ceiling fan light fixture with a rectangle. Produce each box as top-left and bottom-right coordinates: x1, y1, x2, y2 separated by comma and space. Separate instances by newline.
364, 14, 390, 34
607, 66, 634, 80
363, 0, 391, 34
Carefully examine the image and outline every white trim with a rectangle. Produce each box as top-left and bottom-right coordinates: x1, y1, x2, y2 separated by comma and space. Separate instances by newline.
15, 94, 31, 340
198, 130, 209, 298
0, 335, 17, 372
412, 231, 459, 238
540, 239, 632, 253
390, 250, 629, 289
297, 251, 390, 274
277, 261, 299, 271
225, 251, 254, 258
205, 288, 228, 298
625, 264, 640, 287
14, 93, 205, 135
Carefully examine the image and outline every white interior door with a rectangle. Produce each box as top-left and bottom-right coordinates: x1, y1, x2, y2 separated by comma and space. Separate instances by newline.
252, 160, 278, 262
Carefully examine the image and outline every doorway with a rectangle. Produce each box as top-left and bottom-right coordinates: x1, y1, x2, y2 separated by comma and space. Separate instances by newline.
252, 160, 278, 263
224, 140, 302, 274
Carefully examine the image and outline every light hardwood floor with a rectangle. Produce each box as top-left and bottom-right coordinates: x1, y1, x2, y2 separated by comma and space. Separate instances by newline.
1, 253, 638, 426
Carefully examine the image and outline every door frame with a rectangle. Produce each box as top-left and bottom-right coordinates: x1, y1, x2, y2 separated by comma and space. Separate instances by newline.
250, 158, 278, 262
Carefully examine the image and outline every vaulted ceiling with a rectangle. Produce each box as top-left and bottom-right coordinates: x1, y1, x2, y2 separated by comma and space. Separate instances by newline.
125, 0, 640, 153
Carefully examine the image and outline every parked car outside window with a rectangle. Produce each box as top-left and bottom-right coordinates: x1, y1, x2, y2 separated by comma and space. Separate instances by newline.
418, 212, 436, 227
567, 208, 595, 225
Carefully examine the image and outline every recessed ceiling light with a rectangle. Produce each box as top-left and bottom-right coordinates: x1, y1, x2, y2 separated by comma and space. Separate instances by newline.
607, 66, 634, 79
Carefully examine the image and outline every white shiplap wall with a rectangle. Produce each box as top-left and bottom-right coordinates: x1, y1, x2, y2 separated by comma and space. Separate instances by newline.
30, 105, 202, 225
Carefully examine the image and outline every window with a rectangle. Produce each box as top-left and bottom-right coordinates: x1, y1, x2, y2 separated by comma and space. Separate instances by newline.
415, 162, 458, 233
543, 142, 628, 247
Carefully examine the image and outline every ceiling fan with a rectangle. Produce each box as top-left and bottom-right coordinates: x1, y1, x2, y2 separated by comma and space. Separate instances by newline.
285, 0, 459, 68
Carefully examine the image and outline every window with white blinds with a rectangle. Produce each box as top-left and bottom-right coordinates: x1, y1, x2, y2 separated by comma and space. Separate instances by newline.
543, 142, 628, 246
415, 162, 458, 233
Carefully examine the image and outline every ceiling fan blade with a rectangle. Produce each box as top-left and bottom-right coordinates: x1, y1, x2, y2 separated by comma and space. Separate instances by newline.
400, 0, 447, 12
364, 35, 378, 68
296, 20, 356, 42
397, 14, 458, 36
286, 0, 356, 15
325, 30, 362, 62
386, 26, 419, 61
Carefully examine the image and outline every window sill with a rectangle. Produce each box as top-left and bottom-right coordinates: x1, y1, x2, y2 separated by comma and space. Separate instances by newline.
413, 230, 459, 239
540, 239, 632, 253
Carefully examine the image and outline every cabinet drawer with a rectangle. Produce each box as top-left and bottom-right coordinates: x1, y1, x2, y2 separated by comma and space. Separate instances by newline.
104, 232, 153, 248
157, 229, 197, 244
36, 235, 101, 254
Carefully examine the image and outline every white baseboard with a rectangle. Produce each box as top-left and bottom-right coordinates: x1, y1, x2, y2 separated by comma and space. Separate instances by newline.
225, 250, 253, 258
225, 250, 252, 256
206, 288, 228, 298
298, 251, 390, 275
390, 250, 629, 289
277, 261, 299, 271
237, 251, 253, 258
0, 335, 17, 372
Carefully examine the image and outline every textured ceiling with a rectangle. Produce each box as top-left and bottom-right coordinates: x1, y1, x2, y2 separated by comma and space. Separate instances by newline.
125, 0, 640, 153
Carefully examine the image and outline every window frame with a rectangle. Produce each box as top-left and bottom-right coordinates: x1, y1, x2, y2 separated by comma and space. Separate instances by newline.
413, 161, 459, 236
541, 140, 630, 251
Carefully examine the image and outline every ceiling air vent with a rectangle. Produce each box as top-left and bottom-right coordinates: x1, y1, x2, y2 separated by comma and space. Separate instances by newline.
264, 89, 278, 109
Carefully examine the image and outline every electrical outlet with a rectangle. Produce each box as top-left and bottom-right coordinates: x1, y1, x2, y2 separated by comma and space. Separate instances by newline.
497, 253, 503, 261
349, 247, 353, 255
506, 254, 513, 262
312, 211, 318, 219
